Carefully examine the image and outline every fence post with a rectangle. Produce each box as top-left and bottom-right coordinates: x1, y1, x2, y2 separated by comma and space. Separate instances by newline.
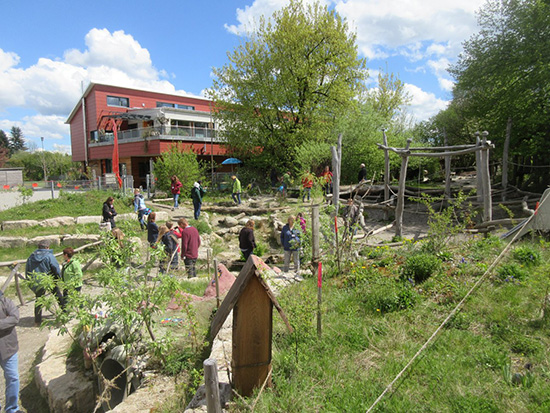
204, 358, 222, 413
214, 258, 220, 308
311, 205, 320, 268
50, 180, 55, 199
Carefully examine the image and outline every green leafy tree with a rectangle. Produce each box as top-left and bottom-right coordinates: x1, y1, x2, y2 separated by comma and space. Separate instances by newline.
153, 143, 201, 194
8, 126, 26, 154
209, 0, 366, 171
7, 151, 81, 181
0, 130, 9, 151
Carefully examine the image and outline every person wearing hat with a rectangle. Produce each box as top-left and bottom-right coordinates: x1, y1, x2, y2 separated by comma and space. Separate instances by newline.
0, 289, 21, 413
25, 239, 62, 325
358, 163, 367, 183
231, 175, 242, 205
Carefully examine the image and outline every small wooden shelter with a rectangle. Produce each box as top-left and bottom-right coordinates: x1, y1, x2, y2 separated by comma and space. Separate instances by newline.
210, 255, 292, 397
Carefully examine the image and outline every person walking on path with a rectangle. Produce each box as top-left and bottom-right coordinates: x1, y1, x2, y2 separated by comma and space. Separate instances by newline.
280, 216, 300, 273
231, 175, 242, 205
133, 188, 148, 230
321, 166, 333, 195
102, 196, 117, 229
301, 171, 314, 202
60, 247, 83, 310
358, 163, 367, 183
179, 218, 201, 278
171, 175, 183, 210
239, 220, 256, 261
147, 212, 159, 247
25, 239, 62, 325
0, 290, 20, 413
191, 181, 207, 220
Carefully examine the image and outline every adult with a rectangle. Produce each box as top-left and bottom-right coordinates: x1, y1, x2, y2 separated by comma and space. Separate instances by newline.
191, 181, 207, 220
147, 212, 159, 247
179, 218, 201, 278
158, 225, 179, 273
170, 175, 183, 210
231, 175, 242, 205
358, 163, 367, 182
102, 196, 117, 229
301, 171, 314, 202
343, 198, 370, 240
25, 239, 62, 324
321, 166, 333, 195
280, 216, 300, 273
133, 188, 148, 230
239, 220, 256, 261
0, 290, 20, 413
60, 247, 83, 310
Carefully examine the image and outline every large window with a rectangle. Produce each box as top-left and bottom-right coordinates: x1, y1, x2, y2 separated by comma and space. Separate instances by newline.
107, 95, 129, 107
156, 102, 195, 110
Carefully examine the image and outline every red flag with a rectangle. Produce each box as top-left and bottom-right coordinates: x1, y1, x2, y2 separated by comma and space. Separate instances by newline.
334, 216, 338, 233
110, 119, 122, 188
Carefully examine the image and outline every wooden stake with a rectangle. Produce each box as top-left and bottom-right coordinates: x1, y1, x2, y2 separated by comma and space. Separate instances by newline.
204, 358, 222, 413
382, 129, 390, 221
395, 139, 412, 238
214, 258, 220, 308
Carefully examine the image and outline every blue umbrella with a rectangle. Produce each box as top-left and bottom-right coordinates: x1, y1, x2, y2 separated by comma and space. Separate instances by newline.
221, 158, 243, 165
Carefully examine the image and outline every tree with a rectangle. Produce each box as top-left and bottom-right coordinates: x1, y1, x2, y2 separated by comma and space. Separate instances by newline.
368, 71, 411, 122
153, 144, 201, 194
449, 0, 550, 191
8, 126, 26, 154
209, 0, 366, 171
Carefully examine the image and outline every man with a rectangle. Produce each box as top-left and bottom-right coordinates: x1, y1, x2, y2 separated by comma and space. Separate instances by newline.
0, 290, 20, 413
280, 216, 300, 273
358, 163, 367, 182
231, 175, 242, 205
343, 198, 370, 240
25, 239, 62, 325
191, 180, 207, 220
178, 218, 201, 278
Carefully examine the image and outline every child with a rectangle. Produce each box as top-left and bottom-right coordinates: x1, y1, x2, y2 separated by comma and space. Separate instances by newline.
133, 188, 148, 230
147, 212, 159, 247
158, 225, 179, 273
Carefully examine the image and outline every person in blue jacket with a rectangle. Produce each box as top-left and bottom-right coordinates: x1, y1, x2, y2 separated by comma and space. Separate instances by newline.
25, 239, 62, 324
0, 290, 21, 413
280, 216, 300, 272
133, 188, 148, 230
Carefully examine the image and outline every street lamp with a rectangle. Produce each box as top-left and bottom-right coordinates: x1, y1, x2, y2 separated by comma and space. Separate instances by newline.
40, 137, 47, 182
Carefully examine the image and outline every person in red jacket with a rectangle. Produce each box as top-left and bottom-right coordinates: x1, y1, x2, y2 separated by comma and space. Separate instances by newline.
170, 175, 183, 210
178, 218, 201, 278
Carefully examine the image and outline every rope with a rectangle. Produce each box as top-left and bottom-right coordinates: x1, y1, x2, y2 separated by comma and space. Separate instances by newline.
365, 193, 545, 413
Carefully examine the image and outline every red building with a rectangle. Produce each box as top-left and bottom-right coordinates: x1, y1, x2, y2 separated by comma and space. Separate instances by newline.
66, 83, 228, 187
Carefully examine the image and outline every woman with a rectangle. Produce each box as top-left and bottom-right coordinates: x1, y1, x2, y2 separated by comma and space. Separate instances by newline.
280, 216, 300, 272
60, 247, 83, 310
102, 196, 117, 228
171, 175, 183, 210
159, 225, 179, 273
147, 212, 159, 247
239, 220, 256, 261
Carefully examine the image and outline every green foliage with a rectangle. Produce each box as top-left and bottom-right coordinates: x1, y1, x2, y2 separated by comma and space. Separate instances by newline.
7, 150, 81, 181
401, 253, 441, 283
361, 276, 418, 314
190, 218, 212, 234
153, 144, 201, 193
496, 263, 529, 283
512, 245, 541, 267
18, 186, 33, 203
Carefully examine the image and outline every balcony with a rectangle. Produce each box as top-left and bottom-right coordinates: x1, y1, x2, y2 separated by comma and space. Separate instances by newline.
90, 125, 221, 145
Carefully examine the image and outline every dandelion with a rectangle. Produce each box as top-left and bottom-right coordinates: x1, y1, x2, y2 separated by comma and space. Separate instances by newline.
376, 309, 380, 312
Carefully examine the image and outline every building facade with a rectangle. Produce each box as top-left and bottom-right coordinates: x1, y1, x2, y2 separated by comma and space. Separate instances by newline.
66, 83, 228, 187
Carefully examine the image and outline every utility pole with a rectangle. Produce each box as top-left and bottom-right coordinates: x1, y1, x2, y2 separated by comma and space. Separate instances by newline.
40, 137, 47, 183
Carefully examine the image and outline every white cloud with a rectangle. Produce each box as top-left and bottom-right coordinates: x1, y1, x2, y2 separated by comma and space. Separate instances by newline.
52, 143, 72, 155
404, 83, 449, 121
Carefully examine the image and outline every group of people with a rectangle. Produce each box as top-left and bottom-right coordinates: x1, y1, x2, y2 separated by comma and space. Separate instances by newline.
171, 175, 207, 219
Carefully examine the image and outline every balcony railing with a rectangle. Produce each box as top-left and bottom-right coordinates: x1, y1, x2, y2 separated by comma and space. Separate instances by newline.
92, 126, 218, 144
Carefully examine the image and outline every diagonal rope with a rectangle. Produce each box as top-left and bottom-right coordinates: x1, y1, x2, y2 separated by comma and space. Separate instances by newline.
365, 192, 547, 413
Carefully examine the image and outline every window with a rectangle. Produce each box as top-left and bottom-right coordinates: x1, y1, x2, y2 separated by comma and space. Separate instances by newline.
90, 130, 98, 143
107, 95, 129, 107
156, 102, 195, 110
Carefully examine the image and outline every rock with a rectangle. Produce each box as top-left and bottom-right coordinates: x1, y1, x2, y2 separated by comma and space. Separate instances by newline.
76, 216, 101, 225
62, 234, 101, 247
0, 236, 28, 248
29, 235, 61, 247
223, 217, 239, 228
234, 212, 246, 220
39, 216, 76, 227
215, 228, 231, 237
1, 219, 40, 231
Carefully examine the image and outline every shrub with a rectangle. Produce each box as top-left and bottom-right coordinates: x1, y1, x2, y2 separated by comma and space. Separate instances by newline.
496, 263, 529, 282
362, 277, 418, 314
401, 253, 441, 283
512, 245, 541, 267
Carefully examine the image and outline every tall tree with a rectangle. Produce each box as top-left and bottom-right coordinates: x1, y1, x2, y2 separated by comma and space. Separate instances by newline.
9, 126, 27, 154
0, 130, 9, 151
449, 0, 550, 191
209, 0, 366, 170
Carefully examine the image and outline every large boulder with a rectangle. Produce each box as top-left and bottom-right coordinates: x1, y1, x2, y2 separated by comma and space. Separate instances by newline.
39, 216, 76, 227
223, 217, 239, 228
62, 234, 101, 248
0, 236, 28, 248
1, 219, 40, 231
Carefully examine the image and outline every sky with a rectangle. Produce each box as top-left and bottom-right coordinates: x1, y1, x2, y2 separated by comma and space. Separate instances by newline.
0, 0, 484, 154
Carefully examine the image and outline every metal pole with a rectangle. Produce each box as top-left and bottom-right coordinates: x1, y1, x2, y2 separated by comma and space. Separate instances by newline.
50, 180, 55, 199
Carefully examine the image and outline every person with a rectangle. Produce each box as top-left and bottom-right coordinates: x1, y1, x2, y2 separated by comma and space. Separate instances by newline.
239, 220, 256, 261
321, 166, 333, 195
280, 216, 300, 272
343, 197, 370, 239
170, 175, 183, 210
60, 247, 83, 310
358, 163, 367, 182
281, 171, 291, 198
0, 290, 20, 413
25, 239, 62, 325
158, 225, 179, 273
102, 196, 117, 228
133, 188, 148, 230
179, 218, 201, 278
147, 212, 159, 247
191, 180, 207, 220
301, 171, 314, 202
296, 212, 307, 233
166, 221, 182, 254
231, 175, 242, 205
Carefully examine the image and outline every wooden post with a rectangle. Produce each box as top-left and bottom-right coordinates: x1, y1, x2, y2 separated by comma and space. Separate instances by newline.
1, 264, 19, 293
444, 128, 451, 205
214, 259, 220, 308
502, 117, 512, 201
204, 358, 222, 413
475, 134, 483, 203
334, 216, 341, 276
382, 129, 390, 220
14, 273, 25, 306
207, 248, 212, 280
395, 139, 412, 238
481, 131, 492, 222
311, 205, 320, 267
331, 133, 342, 214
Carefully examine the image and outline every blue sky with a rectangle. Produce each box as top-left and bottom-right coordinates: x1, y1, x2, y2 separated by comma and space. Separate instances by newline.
0, 0, 483, 154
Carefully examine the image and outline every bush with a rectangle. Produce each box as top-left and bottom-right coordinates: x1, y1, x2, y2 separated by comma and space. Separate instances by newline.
362, 277, 418, 314
496, 263, 529, 282
512, 245, 541, 267
401, 253, 441, 283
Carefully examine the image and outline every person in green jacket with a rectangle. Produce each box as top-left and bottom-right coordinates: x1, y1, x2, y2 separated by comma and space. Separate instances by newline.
231, 175, 242, 205
60, 247, 83, 310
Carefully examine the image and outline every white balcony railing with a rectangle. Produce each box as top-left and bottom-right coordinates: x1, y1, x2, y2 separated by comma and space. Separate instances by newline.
92, 126, 218, 144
